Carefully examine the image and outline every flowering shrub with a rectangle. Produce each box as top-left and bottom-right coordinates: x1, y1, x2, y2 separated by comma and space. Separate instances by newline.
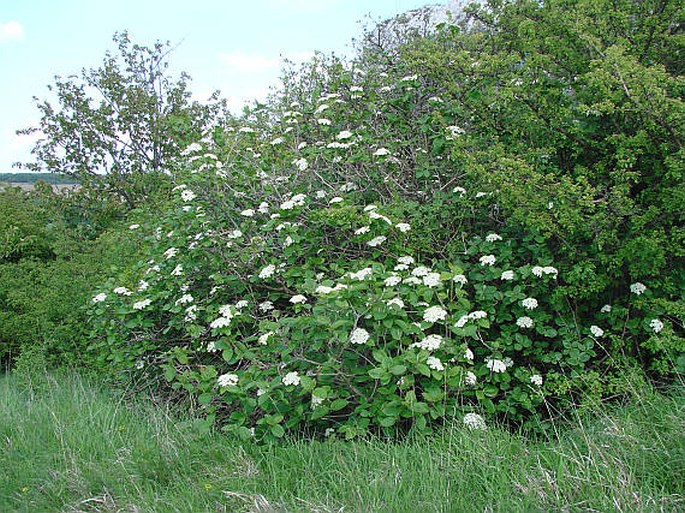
87, 0, 684, 439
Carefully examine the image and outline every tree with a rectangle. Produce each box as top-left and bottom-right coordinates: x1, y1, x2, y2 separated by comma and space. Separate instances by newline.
18, 31, 227, 208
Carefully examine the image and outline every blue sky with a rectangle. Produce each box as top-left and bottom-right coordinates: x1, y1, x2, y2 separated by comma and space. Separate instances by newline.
0, 0, 440, 173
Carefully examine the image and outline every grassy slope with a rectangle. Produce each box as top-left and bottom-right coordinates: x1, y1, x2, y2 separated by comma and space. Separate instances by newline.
0, 372, 683, 513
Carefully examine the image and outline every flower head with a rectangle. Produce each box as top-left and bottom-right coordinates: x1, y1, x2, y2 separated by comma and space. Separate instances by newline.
426, 356, 444, 372
410, 334, 443, 351
92, 293, 107, 303
289, 294, 307, 304
522, 298, 538, 310
463, 413, 487, 430
590, 325, 604, 338
218, 373, 238, 387
530, 374, 543, 387
630, 282, 647, 295
486, 358, 508, 373
500, 270, 515, 281
479, 255, 497, 266
649, 318, 664, 333
283, 371, 301, 386
516, 316, 534, 328
259, 265, 276, 279
350, 328, 370, 345
133, 299, 152, 310
423, 305, 448, 323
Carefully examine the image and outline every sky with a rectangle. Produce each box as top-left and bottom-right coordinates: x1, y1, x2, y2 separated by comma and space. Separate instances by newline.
0, 0, 441, 173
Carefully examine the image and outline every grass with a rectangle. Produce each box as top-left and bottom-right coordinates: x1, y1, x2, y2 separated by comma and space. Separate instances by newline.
0, 371, 683, 512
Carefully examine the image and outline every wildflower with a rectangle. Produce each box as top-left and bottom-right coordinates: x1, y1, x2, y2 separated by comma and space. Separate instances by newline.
465, 371, 477, 386
516, 316, 534, 328
311, 394, 324, 408
463, 413, 487, 430
453, 186, 466, 196
240, 209, 255, 217
290, 294, 307, 304
336, 130, 353, 140
403, 276, 421, 285
384, 275, 402, 287
394, 263, 409, 271
522, 298, 538, 310
486, 358, 508, 373
367, 236, 387, 247
270, 137, 284, 145
648, 318, 665, 334
423, 273, 442, 288
601, 304, 612, 313
133, 299, 152, 310
531, 266, 545, 278
259, 265, 276, 279
329, 197, 344, 204
530, 374, 543, 387
464, 347, 474, 361
315, 190, 327, 199
398, 256, 415, 265
543, 266, 559, 278
455, 315, 469, 328
410, 334, 443, 351
374, 148, 390, 156
235, 300, 248, 310
500, 270, 515, 281
238, 126, 255, 133
630, 282, 647, 295
182, 142, 202, 155
137, 280, 149, 292
427, 356, 444, 371
317, 118, 331, 125
401, 74, 418, 81
113, 287, 132, 296
92, 293, 107, 303
218, 373, 238, 387
396, 222, 411, 233
354, 226, 370, 235
258, 331, 273, 345
480, 255, 497, 266
171, 265, 183, 276
590, 325, 604, 338
423, 306, 448, 323
129, 224, 140, 230
485, 233, 502, 242
227, 230, 242, 239
259, 301, 274, 312
453, 274, 468, 285
283, 371, 301, 386
315, 104, 329, 113
180, 189, 196, 202
350, 328, 370, 345
386, 297, 405, 309
349, 267, 373, 280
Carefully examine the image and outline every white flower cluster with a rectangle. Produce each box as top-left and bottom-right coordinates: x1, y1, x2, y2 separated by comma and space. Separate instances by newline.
521, 298, 539, 310
350, 328, 370, 345
463, 413, 487, 430
386, 297, 405, 309
259, 264, 276, 279
516, 316, 534, 328
486, 357, 513, 373
455, 311, 487, 328
218, 373, 238, 387
210, 305, 234, 329
485, 233, 502, 242
453, 274, 468, 285
113, 287, 132, 296
283, 371, 301, 386
426, 356, 444, 371
410, 334, 443, 351
133, 299, 152, 310
590, 325, 604, 338
349, 267, 373, 280
500, 270, 515, 280
479, 255, 497, 266
530, 374, 543, 387
423, 306, 448, 323
92, 293, 107, 303
649, 318, 664, 333
290, 294, 307, 305
531, 266, 558, 279
630, 282, 647, 295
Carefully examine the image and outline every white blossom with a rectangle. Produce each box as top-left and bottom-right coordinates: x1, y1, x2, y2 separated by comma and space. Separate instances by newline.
350, 328, 370, 345
180, 189, 196, 202
129, 224, 140, 230
530, 374, 543, 387
113, 287, 132, 296
630, 282, 647, 295
649, 319, 664, 333
133, 299, 152, 310
336, 130, 353, 140
479, 255, 497, 266
465, 371, 477, 386
354, 226, 370, 235
486, 358, 508, 373
423, 306, 448, 323
329, 197, 344, 204
396, 223, 411, 233
463, 413, 487, 430
293, 158, 309, 171
485, 233, 502, 242
289, 294, 307, 304
258, 331, 273, 345
601, 304, 612, 313
427, 356, 444, 371
522, 298, 539, 310
218, 373, 238, 387
500, 270, 515, 281
410, 334, 443, 351
423, 272, 442, 288
259, 301, 274, 312
516, 316, 534, 328
386, 297, 405, 309
92, 293, 107, 303
240, 209, 255, 217
349, 267, 373, 280
384, 275, 402, 287
171, 265, 183, 276
590, 325, 604, 338
367, 236, 387, 247
374, 147, 391, 156
282, 371, 301, 386
453, 274, 468, 285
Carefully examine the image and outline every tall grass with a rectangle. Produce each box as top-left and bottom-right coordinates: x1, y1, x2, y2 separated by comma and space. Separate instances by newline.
1, 371, 683, 512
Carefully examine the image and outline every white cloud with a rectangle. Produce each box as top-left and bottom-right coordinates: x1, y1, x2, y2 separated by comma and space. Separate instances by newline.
0, 20, 24, 42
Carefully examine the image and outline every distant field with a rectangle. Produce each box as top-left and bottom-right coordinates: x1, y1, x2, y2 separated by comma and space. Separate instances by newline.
0, 181, 80, 192
0, 172, 79, 192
